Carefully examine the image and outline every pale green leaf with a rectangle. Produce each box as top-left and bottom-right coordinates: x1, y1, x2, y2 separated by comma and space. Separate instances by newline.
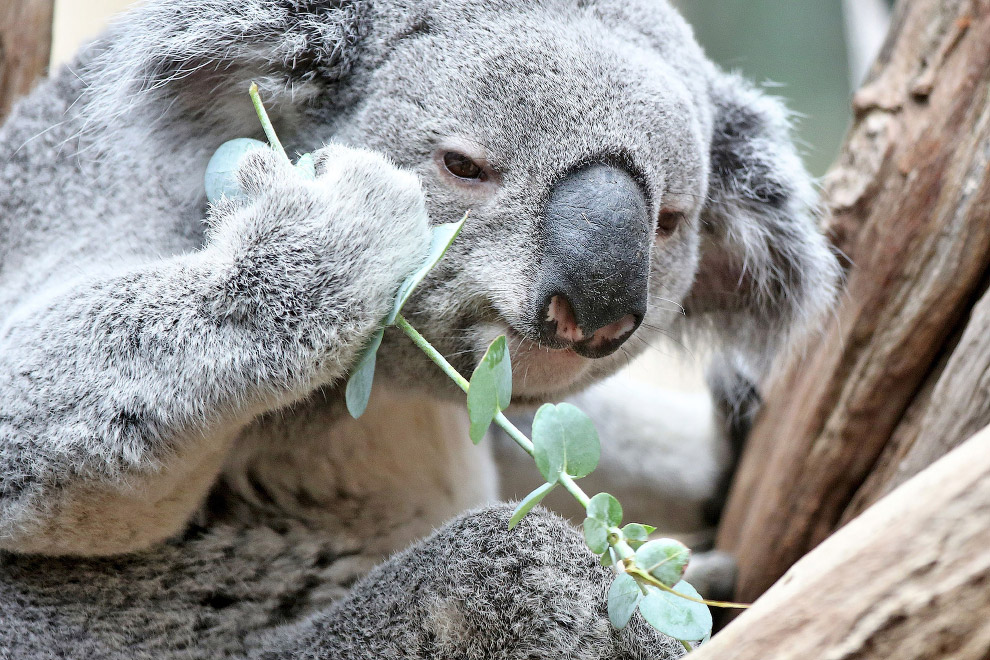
607, 573, 644, 629
587, 493, 623, 527
583, 517, 609, 554
532, 402, 601, 483
621, 523, 653, 549
344, 328, 384, 418
204, 138, 268, 203
508, 482, 555, 529
467, 336, 512, 444
386, 217, 466, 325
634, 539, 691, 587
294, 152, 316, 179
637, 580, 712, 642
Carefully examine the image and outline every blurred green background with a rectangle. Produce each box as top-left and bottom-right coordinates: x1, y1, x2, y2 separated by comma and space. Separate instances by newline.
675, 2, 858, 177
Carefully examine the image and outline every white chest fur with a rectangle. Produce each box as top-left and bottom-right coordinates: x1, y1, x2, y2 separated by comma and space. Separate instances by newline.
222, 384, 500, 555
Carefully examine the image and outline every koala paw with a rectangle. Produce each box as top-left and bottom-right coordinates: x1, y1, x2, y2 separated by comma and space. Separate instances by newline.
206, 143, 431, 330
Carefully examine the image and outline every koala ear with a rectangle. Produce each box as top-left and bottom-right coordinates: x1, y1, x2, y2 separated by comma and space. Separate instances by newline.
681, 72, 841, 376
86, 1, 368, 132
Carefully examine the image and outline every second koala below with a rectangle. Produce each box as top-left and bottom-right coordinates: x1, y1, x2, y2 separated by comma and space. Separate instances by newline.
0, 0, 839, 658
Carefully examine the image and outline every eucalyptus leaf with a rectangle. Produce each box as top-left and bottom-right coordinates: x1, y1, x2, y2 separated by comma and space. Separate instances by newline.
294, 152, 316, 180
467, 335, 512, 444
386, 217, 467, 325
204, 138, 268, 203
637, 580, 712, 642
621, 523, 652, 549
600, 548, 616, 568
634, 538, 691, 587
607, 573, 644, 630
587, 493, 622, 527
344, 328, 385, 419
583, 517, 609, 554
532, 402, 601, 483
508, 482, 555, 529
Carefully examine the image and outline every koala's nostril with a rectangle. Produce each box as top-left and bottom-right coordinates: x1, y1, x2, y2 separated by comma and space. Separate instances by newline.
545, 295, 584, 343
541, 293, 641, 357
590, 314, 637, 347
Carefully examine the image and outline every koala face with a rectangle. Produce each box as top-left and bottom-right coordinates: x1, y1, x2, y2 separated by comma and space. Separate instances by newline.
80, 0, 835, 405
103, 0, 831, 404
322, 3, 723, 402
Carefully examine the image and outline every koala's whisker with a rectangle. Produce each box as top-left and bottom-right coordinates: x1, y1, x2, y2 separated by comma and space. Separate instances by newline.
630, 336, 687, 362
631, 327, 695, 360
655, 297, 686, 314
648, 302, 686, 315
616, 345, 637, 371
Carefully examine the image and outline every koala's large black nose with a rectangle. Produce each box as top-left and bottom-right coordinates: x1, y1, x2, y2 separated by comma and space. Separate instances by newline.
536, 164, 651, 359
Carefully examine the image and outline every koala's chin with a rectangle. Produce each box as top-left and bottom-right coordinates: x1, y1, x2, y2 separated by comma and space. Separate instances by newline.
466, 321, 611, 403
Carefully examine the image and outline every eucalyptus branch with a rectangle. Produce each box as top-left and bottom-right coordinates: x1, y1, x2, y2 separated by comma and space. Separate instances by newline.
397, 313, 742, 609
206, 82, 750, 651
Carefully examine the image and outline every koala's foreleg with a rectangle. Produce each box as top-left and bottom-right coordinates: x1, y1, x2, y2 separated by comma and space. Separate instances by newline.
0, 146, 429, 556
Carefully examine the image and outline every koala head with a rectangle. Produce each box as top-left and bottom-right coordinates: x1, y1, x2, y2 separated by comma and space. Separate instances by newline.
95, 0, 840, 403
335, 0, 838, 402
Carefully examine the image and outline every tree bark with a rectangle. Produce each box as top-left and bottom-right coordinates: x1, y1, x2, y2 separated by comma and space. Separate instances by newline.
0, 0, 54, 122
693, 426, 990, 660
717, 0, 990, 604
844, 284, 990, 520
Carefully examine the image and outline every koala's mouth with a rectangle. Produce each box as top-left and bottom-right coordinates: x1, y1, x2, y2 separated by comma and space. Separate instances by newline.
499, 328, 594, 400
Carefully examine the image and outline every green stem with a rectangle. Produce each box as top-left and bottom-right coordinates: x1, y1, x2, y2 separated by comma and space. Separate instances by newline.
610, 536, 635, 561
494, 411, 535, 455
395, 314, 469, 391
557, 473, 591, 508
395, 314, 587, 506
249, 82, 289, 162
394, 313, 747, 611
627, 567, 749, 609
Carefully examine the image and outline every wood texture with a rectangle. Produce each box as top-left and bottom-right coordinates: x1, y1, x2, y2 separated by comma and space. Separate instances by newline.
693, 426, 990, 660
0, 0, 54, 122
717, 0, 990, 603
844, 283, 990, 519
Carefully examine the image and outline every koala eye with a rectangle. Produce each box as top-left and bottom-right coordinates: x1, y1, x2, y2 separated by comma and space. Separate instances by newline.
442, 152, 486, 181
657, 208, 684, 237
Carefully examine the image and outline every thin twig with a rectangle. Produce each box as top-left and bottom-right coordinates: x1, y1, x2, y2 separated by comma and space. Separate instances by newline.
249, 82, 289, 162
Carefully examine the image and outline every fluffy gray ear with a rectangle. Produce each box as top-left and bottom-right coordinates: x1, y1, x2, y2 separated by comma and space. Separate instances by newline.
683, 71, 841, 376
84, 0, 368, 132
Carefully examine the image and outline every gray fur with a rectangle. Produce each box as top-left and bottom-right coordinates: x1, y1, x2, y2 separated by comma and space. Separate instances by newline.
0, 505, 679, 659
0, 0, 839, 656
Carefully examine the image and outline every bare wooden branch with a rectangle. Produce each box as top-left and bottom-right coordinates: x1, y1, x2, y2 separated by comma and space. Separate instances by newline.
694, 426, 990, 660
845, 283, 990, 518
0, 0, 54, 122
717, 0, 990, 603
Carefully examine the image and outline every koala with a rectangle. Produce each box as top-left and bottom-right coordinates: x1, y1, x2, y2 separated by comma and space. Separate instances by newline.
0, 0, 839, 658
